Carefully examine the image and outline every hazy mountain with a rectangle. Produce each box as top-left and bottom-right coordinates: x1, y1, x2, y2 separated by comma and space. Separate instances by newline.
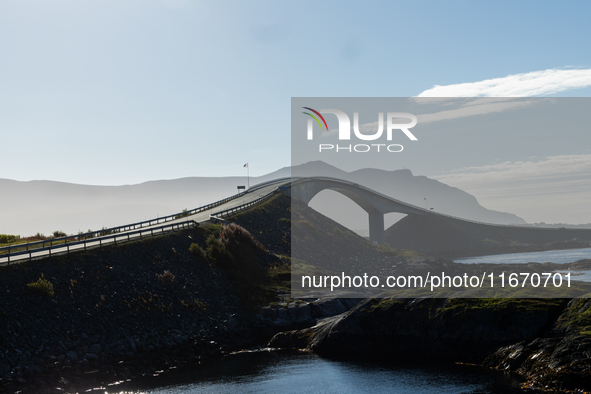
0, 161, 524, 237
287, 161, 525, 234
0, 177, 249, 236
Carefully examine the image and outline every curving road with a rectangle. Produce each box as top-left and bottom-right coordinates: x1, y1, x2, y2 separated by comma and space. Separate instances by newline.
0, 179, 290, 266
3, 175, 557, 265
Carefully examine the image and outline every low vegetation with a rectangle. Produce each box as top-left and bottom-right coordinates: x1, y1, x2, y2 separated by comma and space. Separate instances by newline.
440, 298, 567, 315
26, 274, 55, 298
174, 209, 190, 220
0, 234, 20, 244
189, 243, 207, 259
556, 297, 591, 335
190, 222, 286, 310
156, 270, 176, 283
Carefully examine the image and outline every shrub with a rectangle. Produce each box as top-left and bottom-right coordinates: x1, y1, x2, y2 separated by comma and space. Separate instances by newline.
99, 227, 113, 236
52, 230, 67, 238
174, 209, 190, 220
0, 234, 20, 244
207, 224, 268, 280
156, 270, 175, 283
203, 223, 267, 271
206, 234, 232, 266
26, 274, 55, 298
211, 224, 275, 309
189, 243, 207, 259
219, 223, 266, 253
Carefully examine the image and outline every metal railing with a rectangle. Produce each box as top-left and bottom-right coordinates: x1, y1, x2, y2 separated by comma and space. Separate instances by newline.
0, 178, 290, 255
211, 189, 278, 218
0, 178, 292, 266
246, 177, 291, 192
0, 195, 240, 258
0, 220, 198, 266
9, 173, 546, 265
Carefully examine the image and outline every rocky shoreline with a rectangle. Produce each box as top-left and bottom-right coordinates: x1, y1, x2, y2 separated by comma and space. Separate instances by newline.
2, 193, 591, 393
267, 297, 591, 392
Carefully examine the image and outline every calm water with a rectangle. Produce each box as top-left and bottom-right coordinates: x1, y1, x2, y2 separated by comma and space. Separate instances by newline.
111, 351, 523, 394
106, 248, 591, 393
454, 248, 591, 282
454, 248, 591, 265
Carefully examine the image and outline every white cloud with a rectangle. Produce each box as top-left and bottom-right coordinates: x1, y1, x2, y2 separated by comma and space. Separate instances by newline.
355, 98, 551, 130
436, 154, 591, 184
418, 68, 591, 97
415, 98, 546, 124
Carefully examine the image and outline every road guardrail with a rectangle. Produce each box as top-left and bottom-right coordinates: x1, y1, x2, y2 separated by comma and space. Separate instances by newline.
0, 220, 198, 266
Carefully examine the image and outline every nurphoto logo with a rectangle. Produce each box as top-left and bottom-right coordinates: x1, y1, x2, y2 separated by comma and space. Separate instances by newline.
302, 107, 418, 153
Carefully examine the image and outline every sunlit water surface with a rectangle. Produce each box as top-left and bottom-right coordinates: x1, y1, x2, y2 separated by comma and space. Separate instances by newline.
112, 352, 523, 394
454, 248, 591, 282
106, 248, 591, 393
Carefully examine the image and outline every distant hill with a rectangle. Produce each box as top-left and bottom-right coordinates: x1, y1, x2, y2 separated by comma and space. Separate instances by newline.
0, 176, 248, 236
0, 161, 524, 236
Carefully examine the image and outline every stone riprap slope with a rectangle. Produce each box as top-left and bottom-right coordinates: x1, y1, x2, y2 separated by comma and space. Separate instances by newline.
0, 222, 280, 393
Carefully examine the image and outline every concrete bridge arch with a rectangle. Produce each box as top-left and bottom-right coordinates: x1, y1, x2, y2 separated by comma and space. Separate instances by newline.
288, 177, 425, 244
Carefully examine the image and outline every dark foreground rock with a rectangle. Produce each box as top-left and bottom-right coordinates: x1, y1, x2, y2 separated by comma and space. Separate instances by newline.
254, 297, 362, 329
0, 227, 265, 394
268, 297, 591, 392
484, 298, 591, 391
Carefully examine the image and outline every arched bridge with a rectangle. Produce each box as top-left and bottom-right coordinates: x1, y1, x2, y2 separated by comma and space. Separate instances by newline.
286, 177, 427, 244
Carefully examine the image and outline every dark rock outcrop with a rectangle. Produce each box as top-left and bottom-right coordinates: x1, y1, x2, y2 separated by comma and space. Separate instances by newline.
270, 298, 565, 362
484, 298, 591, 391
268, 297, 591, 392
255, 298, 362, 329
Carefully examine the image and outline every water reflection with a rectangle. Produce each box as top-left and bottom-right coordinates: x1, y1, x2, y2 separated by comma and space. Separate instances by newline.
454, 247, 591, 266
112, 351, 523, 394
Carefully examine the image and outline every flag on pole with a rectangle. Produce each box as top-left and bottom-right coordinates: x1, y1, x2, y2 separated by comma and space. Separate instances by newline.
243, 163, 248, 167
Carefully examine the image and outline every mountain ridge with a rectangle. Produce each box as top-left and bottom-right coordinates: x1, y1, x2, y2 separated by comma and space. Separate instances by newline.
1, 161, 524, 236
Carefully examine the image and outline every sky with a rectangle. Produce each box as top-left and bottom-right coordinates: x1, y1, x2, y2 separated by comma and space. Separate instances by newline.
2, 0, 591, 223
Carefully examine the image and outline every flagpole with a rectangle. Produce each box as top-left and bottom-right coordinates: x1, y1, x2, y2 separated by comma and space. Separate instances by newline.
244, 163, 249, 189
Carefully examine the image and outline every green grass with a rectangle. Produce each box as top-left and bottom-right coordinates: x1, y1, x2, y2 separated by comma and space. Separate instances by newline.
369, 298, 404, 312
26, 274, 55, 298
440, 298, 566, 314
375, 244, 423, 258
556, 297, 591, 334
189, 243, 207, 259
0, 234, 20, 244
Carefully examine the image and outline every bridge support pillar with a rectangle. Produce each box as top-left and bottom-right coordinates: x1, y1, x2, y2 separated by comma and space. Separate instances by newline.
368, 212, 384, 245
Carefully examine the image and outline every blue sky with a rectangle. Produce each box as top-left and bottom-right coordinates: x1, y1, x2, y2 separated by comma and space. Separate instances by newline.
2, 0, 591, 186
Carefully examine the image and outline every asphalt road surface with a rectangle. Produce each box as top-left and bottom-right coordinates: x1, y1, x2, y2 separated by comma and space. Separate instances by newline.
0, 179, 289, 266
